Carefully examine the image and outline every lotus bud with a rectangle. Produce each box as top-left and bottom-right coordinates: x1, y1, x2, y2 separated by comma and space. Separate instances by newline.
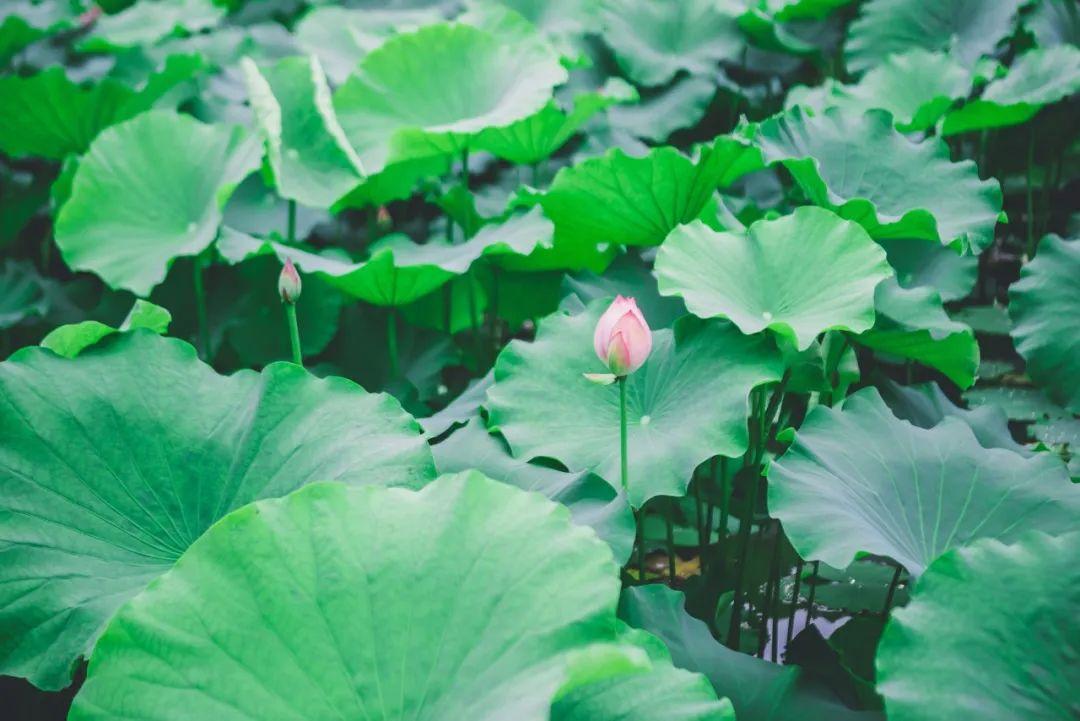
593, 295, 652, 377
376, 205, 392, 231
278, 258, 301, 304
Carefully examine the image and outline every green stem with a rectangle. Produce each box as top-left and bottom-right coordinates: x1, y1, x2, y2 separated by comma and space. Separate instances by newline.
1025, 128, 1035, 259
387, 308, 399, 380
619, 376, 629, 492
287, 199, 297, 244
666, 498, 677, 584
635, 506, 646, 581
882, 563, 903, 617
467, 275, 482, 365
284, 302, 302, 366
727, 390, 765, 649
805, 561, 820, 629
461, 148, 470, 190
442, 283, 453, 335
530, 162, 540, 187
193, 254, 209, 360
717, 457, 729, 575
787, 558, 803, 646
488, 266, 500, 364
769, 521, 782, 662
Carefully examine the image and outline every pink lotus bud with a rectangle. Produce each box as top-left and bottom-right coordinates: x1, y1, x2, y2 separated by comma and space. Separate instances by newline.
376, 205, 392, 230
278, 258, 301, 304
593, 296, 652, 376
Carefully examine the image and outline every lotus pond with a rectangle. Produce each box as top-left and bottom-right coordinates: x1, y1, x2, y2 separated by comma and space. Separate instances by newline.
1, 0, 1078, 720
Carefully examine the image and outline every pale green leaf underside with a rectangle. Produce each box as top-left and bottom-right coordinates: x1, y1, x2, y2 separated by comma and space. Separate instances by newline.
0, 331, 434, 690
54, 111, 261, 296
242, 54, 365, 208
656, 207, 892, 350
877, 532, 1080, 721
752, 107, 1002, 253
768, 387, 1077, 575
486, 303, 784, 507
71, 473, 630, 721
1009, 235, 1080, 412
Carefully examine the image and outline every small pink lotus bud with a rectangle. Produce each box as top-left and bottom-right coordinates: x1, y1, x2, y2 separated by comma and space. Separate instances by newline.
278, 258, 301, 304
593, 296, 652, 376
376, 205, 392, 230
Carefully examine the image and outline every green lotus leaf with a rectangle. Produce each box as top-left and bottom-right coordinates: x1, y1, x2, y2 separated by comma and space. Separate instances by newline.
468, 0, 599, 61
69, 472, 650, 720
223, 174, 327, 239
607, 75, 717, 143
0, 259, 50, 329
218, 208, 551, 306
751, 107, 1002, 253
474, 77, 638, 165
755, 0, 855, 21
943, 46, 1080, 134
877, 379, 1029, 456
598, 0, 743, 86
433, 417, 636, 563
768, 387, 1077, 576
963, 385, 1072, 425
620, 585, 881, 721
81, 0, 225, 52
844, 0, 1025, 74
877, 236, 977, 303
295, 5, 442, 84
857, 279, 979, 388
54, 111, 261, 296
486, 303, 784, 507
790, 50, 971, 132
1009, 235, 1080, 412
333, 21, 567, 174
1, 0, 75, 66
1026, 0, 1080, 48
877, 532, 1080, 721
0, 56, 205, 160
241, 54, 365, 208
0, 331, 434, 690
40, 299, 172, 358
735, 7, 819, 55
553, 626, 735, 721
656, 208, 892, 350
540, 136, 762, 251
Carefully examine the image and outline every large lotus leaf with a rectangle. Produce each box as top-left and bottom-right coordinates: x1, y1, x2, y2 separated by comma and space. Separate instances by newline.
1009, 235, 1080, 412
858, 279, 979, 388
1026, 0, 1080, 48
752, 108, 1002, 253
295, 6, 442, 84
474, 78, 638, 165
40, 299, 172, 359
0, 259, 50, 329
433, 417, 636, 563
877, 532, 1080, 721
0, 331, 434, 690
791, 50, 971, 132
607, 75, 717, 143
598, 0, 742, 87
69, 472, 646, 720
943, 46, 1080, 134
768, 387, 1077, 576
0, 57, 204, 160
54, 111, 261, 296
241, 55, 365, 208
486, 303, 784, 507
540, 136, 762, 251
844, 0, 1025, 74
619, 585, 882, 721
656, 208, 892, 351
877, 379, 1029, 456
877, 236, 977, 303
217, 208, 551, 306
553, 627, 735, 721
333, 22, 567, 174
469, 0, 599, 60
81, 0, 225, 51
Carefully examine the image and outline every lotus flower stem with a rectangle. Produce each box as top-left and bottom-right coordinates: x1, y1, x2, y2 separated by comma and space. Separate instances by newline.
193, 254, 209, 360
618, 376, 628, 493
882, 563, 903, 617
787, 558, 804, 646
285, 303, 302, 366
387, 309, 399, 380
287, 199, 297, 244
727, 388, 766, 649
805, 561, 820, 631
488, 267, 500, 364
1025, 128, 1035, 259
665, 498, 676, 583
